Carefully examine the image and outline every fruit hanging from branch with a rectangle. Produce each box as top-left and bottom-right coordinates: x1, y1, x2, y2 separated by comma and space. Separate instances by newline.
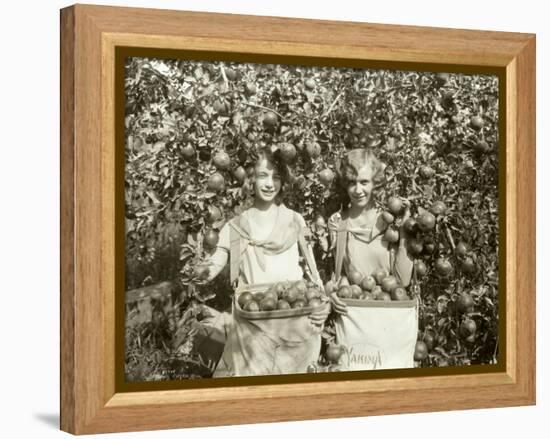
213, 151, 231, 170
262, 111, 278, 128
318, 168, 335, 187
435, 257, 453, 277
387, 197, 404, 216
207, 172, 225, 192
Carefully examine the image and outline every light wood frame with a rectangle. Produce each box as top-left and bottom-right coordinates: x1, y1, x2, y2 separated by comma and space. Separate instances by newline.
60, 4, 536, 435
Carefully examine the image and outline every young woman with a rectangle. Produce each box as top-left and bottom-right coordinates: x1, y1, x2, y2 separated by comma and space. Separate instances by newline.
328, 148, 414, 315
200, 147, 330, 377
206, 147, 322, 291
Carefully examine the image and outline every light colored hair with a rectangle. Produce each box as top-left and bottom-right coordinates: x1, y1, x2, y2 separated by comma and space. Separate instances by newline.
336, 148, 386, 207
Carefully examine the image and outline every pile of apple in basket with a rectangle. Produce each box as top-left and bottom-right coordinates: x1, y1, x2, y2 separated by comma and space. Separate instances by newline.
330, 269, 413, 302
235, 280, 327, 317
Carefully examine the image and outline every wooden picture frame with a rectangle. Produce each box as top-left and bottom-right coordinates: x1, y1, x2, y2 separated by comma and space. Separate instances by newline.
60, 4, 536, 435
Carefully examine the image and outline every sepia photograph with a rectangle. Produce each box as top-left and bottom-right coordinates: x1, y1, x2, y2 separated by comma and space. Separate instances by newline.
123, 56, 500, 381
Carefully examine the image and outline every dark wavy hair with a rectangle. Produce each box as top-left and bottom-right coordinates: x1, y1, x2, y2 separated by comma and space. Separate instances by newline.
336, 148, 386, 209
241, 147, 292, 207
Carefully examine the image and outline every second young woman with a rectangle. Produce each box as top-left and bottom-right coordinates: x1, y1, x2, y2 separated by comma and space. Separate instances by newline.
328, 148, 414, 314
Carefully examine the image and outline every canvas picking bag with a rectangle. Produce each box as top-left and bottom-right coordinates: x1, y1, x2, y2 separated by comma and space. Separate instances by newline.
332, 216, 419, 371
213, 284, 324, 377
334, 299, 418, 370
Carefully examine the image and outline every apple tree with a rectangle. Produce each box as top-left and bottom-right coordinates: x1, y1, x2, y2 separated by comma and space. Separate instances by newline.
124, 57, 499, 379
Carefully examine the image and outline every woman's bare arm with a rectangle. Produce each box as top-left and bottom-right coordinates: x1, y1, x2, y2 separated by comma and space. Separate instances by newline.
394, 203, 414, 287
205, 247, 229, 282
393, 243, 414, 287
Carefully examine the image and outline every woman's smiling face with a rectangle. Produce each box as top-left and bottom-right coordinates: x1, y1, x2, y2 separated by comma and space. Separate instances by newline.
254, 158, 282, 203
346, 164, 374, 209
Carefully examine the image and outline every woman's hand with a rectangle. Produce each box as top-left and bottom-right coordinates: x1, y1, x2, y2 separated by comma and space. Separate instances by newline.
398, 200, 412, 246
308, 301, 331, 326
330, 292, 348, 315
191, 263, 211, 285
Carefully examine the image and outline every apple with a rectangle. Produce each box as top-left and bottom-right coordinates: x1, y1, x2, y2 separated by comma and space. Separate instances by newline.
435, 258, 453, 277
213, 151, 231, 170
360, 292, 374, 300
348, 270, 363, 286
324, 280, 335, 295
263, 290, 278, 302
382, 211, 395, 224
224, 68, 237, 81
380, 276, 399, 293
418, 212, 436, 231
283, 286, 299, 303
414, 341, 428, 361
391, 287, 409, 301
474, 140, 490, 154
459, 319, 477, 337
455, 242, 468, 257
430, 201, 447, 216
263, 111, 278, 128
470, 115, 485, 130
294, 280, 308, 294
457, 293, 475, 313
423, 333, 435, 351
350, 285, 362, 299
387, 197, 403, 216
305, 288, 319, 302
277, 300, 291, 310
461, 257, 476, 274
207, 205, 222, 222
337, 286, 353, 299
279, 143, 297, 163
304, 78, 316, 90
237, 292, 253, 309
423, 237, 436, 255
306, 141, 321, 158
207, 173, 225, 192
244, 300, 260, 312
403, 218, 418, 234
407, 238, 423, 256
319, 168, 335, 186
232, 166, 246, 184
339, 276, 350, 287
181, 144, 195, 160
259, 297, 277, 311
325, 344, 344, 363
361, 276, 376, 291
253, 292, 265, 303
203, 229, 219, 248
414, 260, 428, 277
371, 286, 383, 299
373, 269, 388, 285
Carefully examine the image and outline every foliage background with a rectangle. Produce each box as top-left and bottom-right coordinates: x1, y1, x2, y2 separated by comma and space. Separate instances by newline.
124, 56, 499, 381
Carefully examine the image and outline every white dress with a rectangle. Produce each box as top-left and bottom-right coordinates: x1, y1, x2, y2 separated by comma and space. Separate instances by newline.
214, 205, 306, 285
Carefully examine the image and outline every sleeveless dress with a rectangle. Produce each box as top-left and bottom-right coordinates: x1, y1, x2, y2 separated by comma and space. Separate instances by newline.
216, 204, 306, 285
